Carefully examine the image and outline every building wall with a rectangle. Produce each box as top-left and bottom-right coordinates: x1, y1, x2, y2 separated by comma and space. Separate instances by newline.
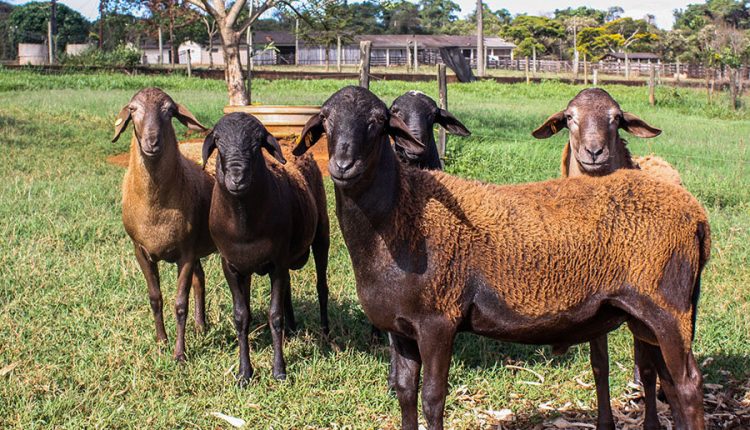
18, 43, 47, 65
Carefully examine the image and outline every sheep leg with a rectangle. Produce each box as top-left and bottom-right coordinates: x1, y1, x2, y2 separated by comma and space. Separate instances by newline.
283, 282, 297, 333
654, 329, 704, 429
418, 321, 456, 430
173, 258, 195, 362
133, 244, 168, 345
633, 339, 660, 430
647, 341, 687, 429
312, 223, 330, 337
391, 333, 422, 430
589, 335, 615, 430
222, 258, 253, 384
192, 260, 207, 333
268, 268, 289, 380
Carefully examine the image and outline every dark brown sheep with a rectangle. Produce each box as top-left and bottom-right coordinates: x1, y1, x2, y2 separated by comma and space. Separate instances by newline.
294, 86, 710, 430
532, 87, 684, 428
390, 90, 471, 170
112, 87, 215, 361
203, 112, 329, 383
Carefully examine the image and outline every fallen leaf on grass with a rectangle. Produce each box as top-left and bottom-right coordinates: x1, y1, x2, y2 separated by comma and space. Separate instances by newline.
0, 362, 19, 376
485, 409, 515, 422
210, 412, 246, 428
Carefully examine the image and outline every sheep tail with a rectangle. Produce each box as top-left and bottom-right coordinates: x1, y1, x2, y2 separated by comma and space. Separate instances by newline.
691, 221, 711, 341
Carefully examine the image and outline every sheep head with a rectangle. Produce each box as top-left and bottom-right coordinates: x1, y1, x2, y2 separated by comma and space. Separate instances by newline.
293, 86, 423, 188
390, 91, 471, 169
532, 88, 661, 175
112, 87, 206, 158
202, 112, 286, 196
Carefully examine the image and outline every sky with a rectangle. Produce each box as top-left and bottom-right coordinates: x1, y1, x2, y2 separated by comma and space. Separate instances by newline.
8, 0, 696, 30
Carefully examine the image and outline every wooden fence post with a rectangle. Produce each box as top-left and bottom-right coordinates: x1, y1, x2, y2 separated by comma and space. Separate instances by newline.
437, 64, 447, 168
186, 50, 192, 77
593, 68, 598, 86
649, 64, 656, 106
359, 41, 372, 89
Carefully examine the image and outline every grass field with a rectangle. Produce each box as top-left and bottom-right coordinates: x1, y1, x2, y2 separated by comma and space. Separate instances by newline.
0, 69, 748, 429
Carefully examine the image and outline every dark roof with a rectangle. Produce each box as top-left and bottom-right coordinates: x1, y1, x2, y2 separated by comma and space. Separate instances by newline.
356, 34, 515, 49
602, 52, 660, 60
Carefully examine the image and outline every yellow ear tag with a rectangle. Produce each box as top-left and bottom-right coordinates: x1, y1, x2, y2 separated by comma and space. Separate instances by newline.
551, 123, 557, 134
115, 118, 123, 127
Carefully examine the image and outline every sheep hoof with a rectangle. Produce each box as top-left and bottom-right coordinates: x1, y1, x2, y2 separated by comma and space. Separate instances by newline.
273, 371, 287, 381
595, 421, 615, 430
235, 372, 253, 387
174, 353, 187, 363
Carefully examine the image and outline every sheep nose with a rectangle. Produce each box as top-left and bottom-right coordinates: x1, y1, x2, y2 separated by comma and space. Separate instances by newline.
335, 159, 354, 172
586, 146, 604, 161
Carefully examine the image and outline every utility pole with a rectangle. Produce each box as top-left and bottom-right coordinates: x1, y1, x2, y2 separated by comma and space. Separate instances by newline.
295, 18, 299, 65
246, 0, 254, 103
476, 0, 484, 77
49, 0, 57, 63
98, 0, 104, 49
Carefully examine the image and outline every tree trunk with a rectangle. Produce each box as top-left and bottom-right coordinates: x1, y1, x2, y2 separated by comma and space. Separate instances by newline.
583, 52, 588, 85
525, 56, 530, 84
625, 51, 629, 79
220, 30, 249, 106
532, 44, 537, 74
730, 67, 739, 110
325, 43, 330, 72
208, 34, 214, 69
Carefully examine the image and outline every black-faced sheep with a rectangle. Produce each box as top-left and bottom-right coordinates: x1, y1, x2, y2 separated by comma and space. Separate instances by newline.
112, 87, 215, 361
390, 91, 471, 170
202, 112, 329, 382
294, 86, 709, 430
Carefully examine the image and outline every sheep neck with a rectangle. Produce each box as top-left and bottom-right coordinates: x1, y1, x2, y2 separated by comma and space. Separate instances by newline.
127, 127, 184, 202
217, 159, 273, 229
335, 136, 400, 239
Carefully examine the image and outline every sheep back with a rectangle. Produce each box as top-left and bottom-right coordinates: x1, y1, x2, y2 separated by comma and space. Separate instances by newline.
374, 167, 708, 346
633, 154, 683, 186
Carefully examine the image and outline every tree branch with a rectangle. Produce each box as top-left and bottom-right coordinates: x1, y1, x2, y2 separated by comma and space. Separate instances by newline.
226, 0, 248, 28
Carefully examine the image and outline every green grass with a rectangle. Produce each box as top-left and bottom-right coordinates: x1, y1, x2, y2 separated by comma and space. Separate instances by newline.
0, 69, 748, 429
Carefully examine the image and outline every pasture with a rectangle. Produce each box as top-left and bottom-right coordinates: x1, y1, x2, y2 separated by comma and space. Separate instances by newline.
0, 69, 748, 429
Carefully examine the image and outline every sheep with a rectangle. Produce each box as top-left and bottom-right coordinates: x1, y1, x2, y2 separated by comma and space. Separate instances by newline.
389, 90, 471, 170
533, 87, 681, 186
293, 86, 710, 430
532, 87, 684, 428
112, 87, 215, 362
202, 112, 330, 383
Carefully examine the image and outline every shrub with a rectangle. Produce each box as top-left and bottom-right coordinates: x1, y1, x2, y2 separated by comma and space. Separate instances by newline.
60, 45, 142, 68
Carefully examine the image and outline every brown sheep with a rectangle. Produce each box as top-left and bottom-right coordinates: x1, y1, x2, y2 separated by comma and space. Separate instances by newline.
202, 112, 329, 383
534, 87, 681, 186
112, 88, 215, 361
294, 86, 710, 430
533, 87, 685, 428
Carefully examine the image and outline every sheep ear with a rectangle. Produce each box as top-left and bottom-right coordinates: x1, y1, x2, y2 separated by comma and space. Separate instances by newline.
532, 111, 566, 139
293, 114, 325, 156
174, 103, 207, 131
620, 112, 661, 138
111, 106, 132, 143
263, 134, 287, 165
201, 130, 216, 170
388, 114, 424, 154
436, 109, 471, 136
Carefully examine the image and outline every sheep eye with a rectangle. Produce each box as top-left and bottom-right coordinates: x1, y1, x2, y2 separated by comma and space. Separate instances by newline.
565, 114, 574, 122
128, 105, 136, 112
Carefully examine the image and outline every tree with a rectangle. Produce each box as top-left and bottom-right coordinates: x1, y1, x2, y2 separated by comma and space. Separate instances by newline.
295, 0, 352, 71
605, 6, 624, 22
595, 17, 659, 78
382, 0, 422, 34
418, 0, 460, 34
8, 2, 89, 48
347, 1, 385, 34
554, 6, 605, 25
0, 1, 15, 60
502, 15, 564, 62
185, 0, 294, 105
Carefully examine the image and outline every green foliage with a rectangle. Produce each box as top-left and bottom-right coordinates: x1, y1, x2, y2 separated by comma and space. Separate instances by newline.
553, 6, 605, 25
7, 1, 89, 47
0, 1, 14, 60
503, 15, 564, 57
59, 45, 142, 68
418, 0, 461, 34
381, 0, 422, 34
